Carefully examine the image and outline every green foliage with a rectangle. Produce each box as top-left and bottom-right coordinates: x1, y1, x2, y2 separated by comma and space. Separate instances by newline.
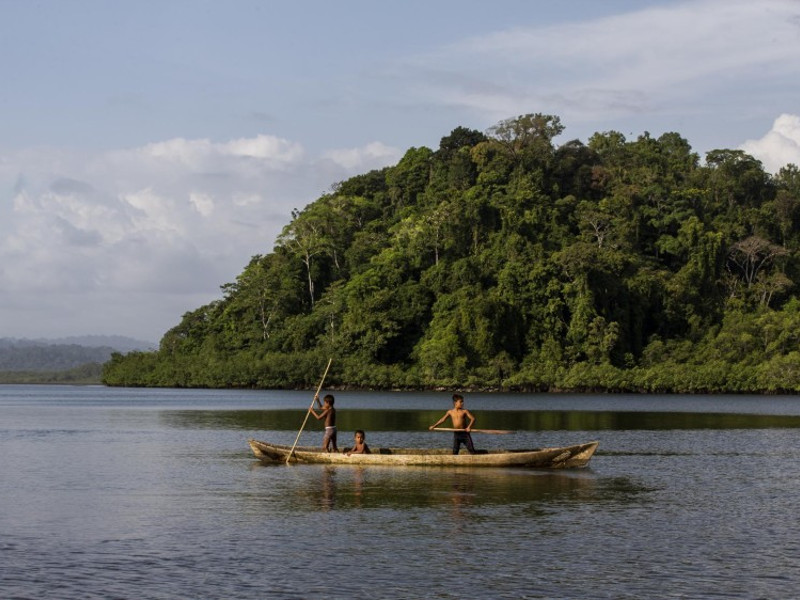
103, 114, 800, 392
0, 362, 104, 384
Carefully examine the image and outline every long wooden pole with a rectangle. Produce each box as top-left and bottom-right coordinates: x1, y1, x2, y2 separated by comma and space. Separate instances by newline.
432, 427, 514, 434
286, 358, 333, 464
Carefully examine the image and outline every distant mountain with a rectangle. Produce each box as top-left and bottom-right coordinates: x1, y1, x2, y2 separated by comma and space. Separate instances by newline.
0, 336, 157, 372
0, 335, 155, 352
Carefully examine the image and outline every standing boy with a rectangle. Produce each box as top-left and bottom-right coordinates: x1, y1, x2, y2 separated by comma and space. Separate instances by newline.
429, 393, 476, 455
310, 393, 338, 452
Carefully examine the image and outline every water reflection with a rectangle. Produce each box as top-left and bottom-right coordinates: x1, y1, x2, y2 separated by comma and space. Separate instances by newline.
320, 466, 337, 510
162, 408, 800, 431
245, 463, 625, 512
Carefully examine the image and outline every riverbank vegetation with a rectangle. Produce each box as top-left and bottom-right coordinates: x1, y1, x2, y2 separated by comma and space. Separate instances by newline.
0, 363, 103, 384
103, 114, 800, 392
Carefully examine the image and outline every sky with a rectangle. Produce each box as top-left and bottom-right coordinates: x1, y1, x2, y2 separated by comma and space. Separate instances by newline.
2, 0, 800, 344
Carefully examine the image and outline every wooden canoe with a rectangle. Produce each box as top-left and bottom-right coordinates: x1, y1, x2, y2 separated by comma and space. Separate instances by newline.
248, 438, 599, 469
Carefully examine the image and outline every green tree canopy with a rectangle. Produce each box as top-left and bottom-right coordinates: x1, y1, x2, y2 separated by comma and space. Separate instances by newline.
104, 114, 800, 393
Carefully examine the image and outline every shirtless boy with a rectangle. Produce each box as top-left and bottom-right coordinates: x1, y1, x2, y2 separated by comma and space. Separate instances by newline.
429, 393, 476, 455
309, 393, 338, 452
345, 429, 370, 456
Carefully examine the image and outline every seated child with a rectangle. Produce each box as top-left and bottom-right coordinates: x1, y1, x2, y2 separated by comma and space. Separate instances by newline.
345, 430, 370, 456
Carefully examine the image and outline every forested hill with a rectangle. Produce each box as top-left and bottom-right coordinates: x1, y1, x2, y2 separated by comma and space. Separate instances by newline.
103, 113, 800, 392
0, 336, 154, 372
0, 342, 115, 372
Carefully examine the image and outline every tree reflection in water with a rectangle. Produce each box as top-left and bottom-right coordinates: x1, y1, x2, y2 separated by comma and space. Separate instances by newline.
163, 407, 800, 433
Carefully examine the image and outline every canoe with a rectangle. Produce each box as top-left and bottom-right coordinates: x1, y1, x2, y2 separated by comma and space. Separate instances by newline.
248, 438, 598, 469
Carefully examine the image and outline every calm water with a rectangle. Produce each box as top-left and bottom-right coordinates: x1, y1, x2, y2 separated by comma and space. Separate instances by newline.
2, 385, 800, 599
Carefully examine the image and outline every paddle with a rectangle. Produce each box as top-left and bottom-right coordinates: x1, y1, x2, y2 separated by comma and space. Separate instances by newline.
432, 427, 514, 434
286, 357, 333, 464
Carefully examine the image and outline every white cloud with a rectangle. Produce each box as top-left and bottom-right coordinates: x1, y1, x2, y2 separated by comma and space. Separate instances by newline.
0, 135, 401, 340
740, 114, 800, 174
405, 0, 800, 127
322, 141, 400, 170
220, 135, 304, 162
138, 134, 304, 169
189, 192, 215, 217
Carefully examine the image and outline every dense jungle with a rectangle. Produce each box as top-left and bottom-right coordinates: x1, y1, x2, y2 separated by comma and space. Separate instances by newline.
103, 113, 800, 392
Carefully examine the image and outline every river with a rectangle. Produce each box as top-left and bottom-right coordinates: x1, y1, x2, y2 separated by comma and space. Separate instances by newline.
1, 385, 799, 599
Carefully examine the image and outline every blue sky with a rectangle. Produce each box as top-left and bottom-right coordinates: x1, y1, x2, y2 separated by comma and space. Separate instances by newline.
1, 0, 799, 343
